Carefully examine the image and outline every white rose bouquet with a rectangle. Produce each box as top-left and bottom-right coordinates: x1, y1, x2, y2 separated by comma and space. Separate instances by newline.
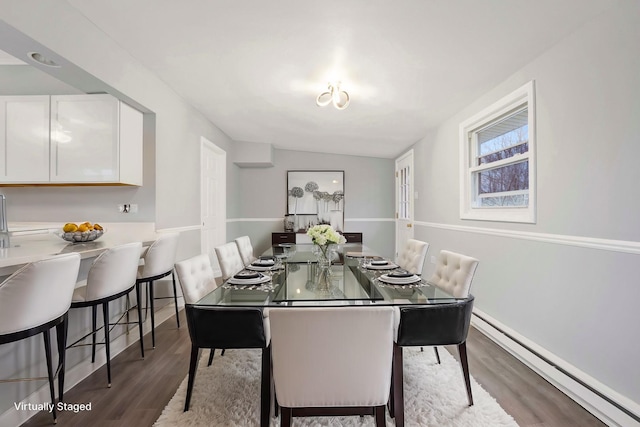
307, 225, 346, 264
307, 224, 346, 246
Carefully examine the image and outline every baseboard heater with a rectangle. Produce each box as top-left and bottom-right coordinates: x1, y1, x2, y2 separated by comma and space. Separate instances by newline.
471, 309, 640, 427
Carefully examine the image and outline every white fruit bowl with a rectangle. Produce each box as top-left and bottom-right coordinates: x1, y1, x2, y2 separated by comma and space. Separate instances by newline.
58, 229, 105, 243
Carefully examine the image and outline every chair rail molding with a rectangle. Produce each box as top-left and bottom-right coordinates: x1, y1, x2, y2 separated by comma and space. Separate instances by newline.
414, 221, 640, 255
226, 217, 396, 222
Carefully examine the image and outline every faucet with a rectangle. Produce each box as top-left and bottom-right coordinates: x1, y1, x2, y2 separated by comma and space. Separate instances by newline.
0, 194, 9, 248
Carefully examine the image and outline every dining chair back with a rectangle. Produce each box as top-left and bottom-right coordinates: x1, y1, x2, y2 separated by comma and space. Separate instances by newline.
215, 242, 245, 280
269, 306, 394, 426
428, 250, 479, 298
175, 254, 220, 367
70, 241, 143, 387
183, 305, 271, 427
396, 239, 429, 275
137, 232, 181, 348
175, 254, 217, 304
0, 253, 81, 424
234, 235, 257, 267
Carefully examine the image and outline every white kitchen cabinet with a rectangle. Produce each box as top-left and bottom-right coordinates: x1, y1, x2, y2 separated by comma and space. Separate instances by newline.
0, 96, 50, 183
50, 94, 143, 185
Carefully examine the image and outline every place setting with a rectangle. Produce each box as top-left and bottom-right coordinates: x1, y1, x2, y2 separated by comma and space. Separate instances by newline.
376, 270, 425, 288
222, 270, 275, 291
245, 256, 283, 272
361, 258, 399, 271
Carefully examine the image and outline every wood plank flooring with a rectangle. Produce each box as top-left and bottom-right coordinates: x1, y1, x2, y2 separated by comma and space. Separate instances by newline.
21, 311, 606, 427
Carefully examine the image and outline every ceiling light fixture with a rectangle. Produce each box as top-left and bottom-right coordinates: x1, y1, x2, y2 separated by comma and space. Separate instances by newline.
316, 82, 350, 110
28, 52, 60, 68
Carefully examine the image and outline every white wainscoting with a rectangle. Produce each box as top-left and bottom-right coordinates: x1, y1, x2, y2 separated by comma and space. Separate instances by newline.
416, 220, 640, 427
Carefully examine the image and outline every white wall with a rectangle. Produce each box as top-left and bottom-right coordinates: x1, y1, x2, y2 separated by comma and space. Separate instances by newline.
229, 148, 396, 258
0, 2, 236, 417
0, 0, 235, 245
411, 0, 640, 411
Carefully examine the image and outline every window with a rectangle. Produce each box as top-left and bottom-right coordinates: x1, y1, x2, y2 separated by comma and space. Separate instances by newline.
459, 81, 536, 223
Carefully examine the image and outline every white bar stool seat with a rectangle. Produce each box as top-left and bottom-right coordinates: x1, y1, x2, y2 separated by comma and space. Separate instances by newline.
69, 241, 143, 388
0, 253, 81, 424
136, 232, 180, 349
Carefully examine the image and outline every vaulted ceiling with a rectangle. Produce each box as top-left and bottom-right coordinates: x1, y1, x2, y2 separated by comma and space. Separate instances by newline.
2, 0, 617, 158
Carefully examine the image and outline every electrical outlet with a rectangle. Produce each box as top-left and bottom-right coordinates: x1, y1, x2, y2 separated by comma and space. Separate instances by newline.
118, 204, 132, 213
430, 255, 436, 264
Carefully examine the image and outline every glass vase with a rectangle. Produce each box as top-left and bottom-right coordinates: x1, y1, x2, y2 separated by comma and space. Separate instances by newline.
316, 244, 333, 269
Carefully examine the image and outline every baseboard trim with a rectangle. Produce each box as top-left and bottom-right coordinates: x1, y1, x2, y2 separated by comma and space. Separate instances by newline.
0, 304, 181, 427
471, 308, 640, 427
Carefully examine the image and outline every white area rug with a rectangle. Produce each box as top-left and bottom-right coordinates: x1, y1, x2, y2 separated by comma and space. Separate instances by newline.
155, 347, 518, 427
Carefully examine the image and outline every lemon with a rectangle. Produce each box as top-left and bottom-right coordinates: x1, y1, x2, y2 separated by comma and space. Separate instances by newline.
93, 223, 103, 231
63, 223, 78, 233
77, 224, 89, 232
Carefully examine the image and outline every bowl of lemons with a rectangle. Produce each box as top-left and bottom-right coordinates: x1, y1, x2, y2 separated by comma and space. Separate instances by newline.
59, 222, 105, 243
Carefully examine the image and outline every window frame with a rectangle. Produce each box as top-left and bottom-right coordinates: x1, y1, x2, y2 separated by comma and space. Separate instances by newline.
459, 81, 536, 223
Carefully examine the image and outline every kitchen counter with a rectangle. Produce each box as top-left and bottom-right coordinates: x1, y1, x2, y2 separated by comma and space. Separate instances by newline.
0, 222, 157, 271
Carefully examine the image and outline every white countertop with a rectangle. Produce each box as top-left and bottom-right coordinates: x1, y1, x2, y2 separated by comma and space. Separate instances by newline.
0, 222, 158, 269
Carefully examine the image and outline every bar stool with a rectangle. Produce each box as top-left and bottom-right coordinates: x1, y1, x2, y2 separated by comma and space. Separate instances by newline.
136, 232, 180, 349
68, 242, 142, 387
0, 253, 81, 424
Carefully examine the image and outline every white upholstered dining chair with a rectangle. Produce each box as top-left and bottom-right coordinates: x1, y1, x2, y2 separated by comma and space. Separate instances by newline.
269, 307, 395, 426
215, 242, 245, 280
428, 249, 479, 298
426, 249, 479, 363
235, 235, 257, 267
175, 253, 221, 365
396, 238, 429, 275
390, 249, 479, 426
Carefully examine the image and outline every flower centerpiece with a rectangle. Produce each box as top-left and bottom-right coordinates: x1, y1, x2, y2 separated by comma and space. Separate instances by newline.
306, 224, 346, 268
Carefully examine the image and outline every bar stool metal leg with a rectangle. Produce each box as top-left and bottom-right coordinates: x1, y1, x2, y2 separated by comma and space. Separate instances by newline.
43, 329, 58, 423
148, 281, 156, 348
91, 305, 97, 363
172, 271, 180, 328
56, 316, 68, 402
136, 283, 145, 358
102, 302, 112, 387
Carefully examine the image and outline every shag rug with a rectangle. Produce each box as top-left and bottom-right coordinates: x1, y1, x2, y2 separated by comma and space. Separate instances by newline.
155, 347, 518, 427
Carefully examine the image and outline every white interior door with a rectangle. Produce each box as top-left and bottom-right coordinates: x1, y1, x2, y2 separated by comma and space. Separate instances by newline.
201, 137, 226, 276
395, 150, 414, 260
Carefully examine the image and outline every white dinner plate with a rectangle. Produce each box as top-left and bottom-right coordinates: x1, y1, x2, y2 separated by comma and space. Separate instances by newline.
378, 274, 421, 285
366, 263, 398, 270
246, 264, 279, 272
227, 274, 271, 285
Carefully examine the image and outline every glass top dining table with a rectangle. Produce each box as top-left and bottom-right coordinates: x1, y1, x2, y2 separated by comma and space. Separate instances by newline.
194, 244, 459, 308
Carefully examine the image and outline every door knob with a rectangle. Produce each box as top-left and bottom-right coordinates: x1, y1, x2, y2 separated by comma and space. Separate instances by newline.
407, 223, 412, 228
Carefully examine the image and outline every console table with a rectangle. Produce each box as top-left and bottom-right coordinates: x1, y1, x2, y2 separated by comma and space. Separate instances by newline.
272, 232, 362, 245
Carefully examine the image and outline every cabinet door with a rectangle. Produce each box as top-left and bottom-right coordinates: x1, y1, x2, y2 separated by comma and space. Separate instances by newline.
50, 95, 119, 182
0, 96, 50, 183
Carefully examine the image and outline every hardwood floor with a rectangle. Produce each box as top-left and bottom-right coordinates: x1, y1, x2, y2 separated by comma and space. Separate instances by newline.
21, 311, 606, 427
